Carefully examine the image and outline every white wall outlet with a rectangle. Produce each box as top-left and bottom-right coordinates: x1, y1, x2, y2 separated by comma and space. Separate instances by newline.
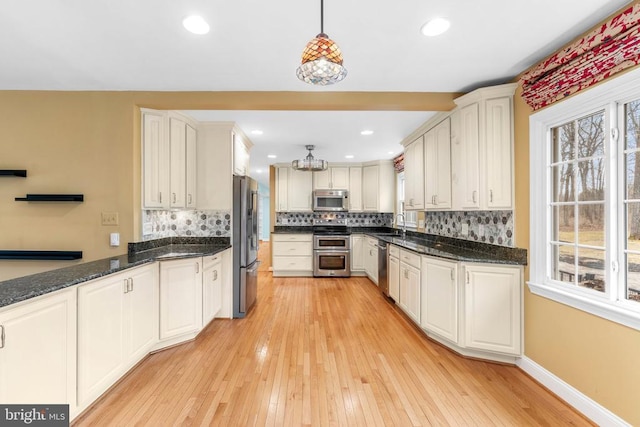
462, 223, 469, 235
143, 223, 153, 235
478, 224, 484, 236
110, 232, 120, 247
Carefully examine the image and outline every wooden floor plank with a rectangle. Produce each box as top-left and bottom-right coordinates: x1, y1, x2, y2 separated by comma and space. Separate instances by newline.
73, 243, 593, 427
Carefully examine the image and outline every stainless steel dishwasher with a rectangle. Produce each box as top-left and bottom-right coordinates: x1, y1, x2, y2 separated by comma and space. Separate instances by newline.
377, 240, 389, 297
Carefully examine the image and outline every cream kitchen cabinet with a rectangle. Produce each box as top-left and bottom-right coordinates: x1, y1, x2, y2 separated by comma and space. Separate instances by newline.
159, 258, 203, 343
424, 117, 452, 210
403, 135, 425, 210
350, 233, 365, 273
169, 114, 197, 209
0, 288, 77, 415
142, 109, 169, 209
364, 237, 379, 284
362, 160, 394, 212
275, 167, 313, 212
203, 253, 223, 326
399, 249, 421, 323
453, 83, 516, 210
313, 166, 349, 190
388, 245, 400, 301
463, 263, 521, 356
421, 256, 458, 343
272, 233, 313, 276
77, 264, 158, 408
348, 166, 363, 211
233, 132, 250, 176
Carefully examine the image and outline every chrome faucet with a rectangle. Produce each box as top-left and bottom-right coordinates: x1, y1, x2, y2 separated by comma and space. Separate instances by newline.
395, 213, 406, 239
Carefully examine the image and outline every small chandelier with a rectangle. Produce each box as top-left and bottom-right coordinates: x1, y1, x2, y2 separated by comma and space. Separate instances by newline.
296, 0, 347, 86
292, 145, 328, 171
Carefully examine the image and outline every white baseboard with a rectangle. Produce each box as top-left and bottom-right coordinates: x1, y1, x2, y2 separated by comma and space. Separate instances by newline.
517, 356, 630, 427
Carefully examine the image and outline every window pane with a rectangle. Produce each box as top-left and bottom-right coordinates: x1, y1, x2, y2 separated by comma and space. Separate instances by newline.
577, 204, 604, 247
552, 243, 575, 283
626, 202, 640, 247
577, 158, 604, 201
552, 123, 574, 162
626, 253, 640, 302
577, 248, 605, 293
553, 205, 574, 242
625, 100, 640, 150
626, 152, 640, 199
577, 111, 605, 159
552, 163, 574, 202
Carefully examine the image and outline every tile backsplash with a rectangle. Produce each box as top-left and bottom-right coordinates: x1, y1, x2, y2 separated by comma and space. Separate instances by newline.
424, 210, 514, 247
142, 210, 231, 241
276, 212, 393, 227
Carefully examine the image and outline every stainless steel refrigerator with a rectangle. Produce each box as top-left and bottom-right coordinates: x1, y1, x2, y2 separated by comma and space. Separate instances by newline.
232, 175, 259, 318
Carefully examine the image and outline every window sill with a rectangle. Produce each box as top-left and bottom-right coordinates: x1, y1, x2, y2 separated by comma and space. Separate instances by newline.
527, 281, 640, 331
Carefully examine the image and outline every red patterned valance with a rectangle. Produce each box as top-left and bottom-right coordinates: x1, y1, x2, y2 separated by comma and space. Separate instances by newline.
393, 153, 404, 173
520, 3, 640, 110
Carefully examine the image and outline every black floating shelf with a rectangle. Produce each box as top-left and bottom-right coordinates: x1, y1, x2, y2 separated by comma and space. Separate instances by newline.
15, 194, 84, 202
0, 169, 27, 177
0, 250, 83, 260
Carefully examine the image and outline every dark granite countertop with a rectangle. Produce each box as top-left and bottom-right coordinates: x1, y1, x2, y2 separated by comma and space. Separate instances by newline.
0, 237, 231, 309
272, 226, 313, 234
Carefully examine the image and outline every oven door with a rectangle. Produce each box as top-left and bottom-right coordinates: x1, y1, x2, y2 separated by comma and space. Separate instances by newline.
313, 250, 351, 277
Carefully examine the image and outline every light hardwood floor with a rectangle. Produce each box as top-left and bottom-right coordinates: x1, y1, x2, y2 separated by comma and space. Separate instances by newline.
74, 243, 591, 426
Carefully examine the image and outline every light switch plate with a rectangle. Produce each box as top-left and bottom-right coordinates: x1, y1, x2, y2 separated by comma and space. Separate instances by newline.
102, 212, 119, 226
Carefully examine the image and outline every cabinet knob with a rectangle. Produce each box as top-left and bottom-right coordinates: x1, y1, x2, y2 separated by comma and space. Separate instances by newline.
188, 194, 192, 205
472, 190, 477, 204
490, 189, 493, 203
0, 324, 5, 348
172, 193, 177, 203
213, 270, 218, 281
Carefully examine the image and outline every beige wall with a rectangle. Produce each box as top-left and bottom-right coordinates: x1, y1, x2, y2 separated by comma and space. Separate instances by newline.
514, 86, 640, 425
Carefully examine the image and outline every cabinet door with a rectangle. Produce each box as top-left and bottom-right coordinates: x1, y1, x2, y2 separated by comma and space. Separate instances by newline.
203, 260, 223, 326
399, 263, 420, 324
233, 133, 249, 176
169, 117, 187, 208
160, 258, 203, 340
313, 169, 331, 190
485, 97, 513, 209
464, 264, 521, 355
126, 265, 158, 364
331, 167, 350, 189
404, 137, 424, 210
185, 123, 197, 209
425, 118, 451, 209
388, 255, 400, 302
362, 165, 379, 211
0, 289, 76, 408
348, 167, 362, 211
424, 129, 437, 209
78, 274, 127, 406
458, 103, 480, 209
142, 111, 169, 209
288, 168, 313, 211
421, 257, 458, 342
276, 167, 289, 211
350, 234, 365, 271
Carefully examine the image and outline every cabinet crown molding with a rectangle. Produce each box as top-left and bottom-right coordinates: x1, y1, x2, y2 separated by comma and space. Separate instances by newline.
453, 83, 517, 108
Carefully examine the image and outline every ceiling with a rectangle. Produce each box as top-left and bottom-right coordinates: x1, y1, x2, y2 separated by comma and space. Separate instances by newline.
0, 0, 632, 185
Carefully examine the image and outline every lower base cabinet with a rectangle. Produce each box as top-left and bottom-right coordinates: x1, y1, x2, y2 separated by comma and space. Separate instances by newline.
364, 237, 379, 284
388, 253, 400, 301
399, 261, 420, 323
203, 254, 223, 326
159, 258, 203, 340
350, 234, 365, 272
272, 234, 313, 276
421, 257, 458, 343
463, 264, 521, 355
0, 288, 77, 416
77, 264, 158, 408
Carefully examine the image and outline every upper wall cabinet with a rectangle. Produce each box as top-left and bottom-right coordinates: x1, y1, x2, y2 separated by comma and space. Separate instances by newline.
424, 117, 452, 210
362, 161, 394, 213
233, 132, 251, 176
403, 136, 425, 210
453, 83, 517, 210
275, 166, 313, 212
348, 166, 363, 211
142, 110, 198, 210
313, 167, 349, 190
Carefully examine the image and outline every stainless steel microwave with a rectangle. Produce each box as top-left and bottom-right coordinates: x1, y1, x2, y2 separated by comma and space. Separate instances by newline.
312, 189, 349, 212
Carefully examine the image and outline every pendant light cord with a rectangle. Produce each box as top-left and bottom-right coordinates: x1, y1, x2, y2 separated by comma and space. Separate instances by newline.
320, 0, 324, 34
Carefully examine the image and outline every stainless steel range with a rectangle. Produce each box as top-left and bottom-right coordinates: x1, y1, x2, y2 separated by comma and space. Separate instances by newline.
312, 216, 350, 277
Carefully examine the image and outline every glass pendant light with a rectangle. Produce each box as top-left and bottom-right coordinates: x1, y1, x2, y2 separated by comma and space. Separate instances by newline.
296, 0, 347, 86
292, 145, 328, 171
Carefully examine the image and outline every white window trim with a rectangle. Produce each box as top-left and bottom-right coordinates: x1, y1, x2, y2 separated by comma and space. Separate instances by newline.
529, 66, 640, 331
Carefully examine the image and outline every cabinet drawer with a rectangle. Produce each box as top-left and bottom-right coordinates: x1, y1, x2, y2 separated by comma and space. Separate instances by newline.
389, 245, 400, 258
273, 241, 312, 256
203, 253, 222, 268
272, 233, 313, 242
400, 249, 420, 268
366, 237, 378, 246
272, 256, 313, 271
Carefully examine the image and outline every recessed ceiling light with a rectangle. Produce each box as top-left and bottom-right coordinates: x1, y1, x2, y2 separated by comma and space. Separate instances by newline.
251, 130, 263, 135
256, 169, 263, 173
421, 18, 450, 37
267, 154, 277, 159
388, 151, 395, 155
360, 130, 374, 136
345, 155, 355, 159
183, 15, 210, 35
